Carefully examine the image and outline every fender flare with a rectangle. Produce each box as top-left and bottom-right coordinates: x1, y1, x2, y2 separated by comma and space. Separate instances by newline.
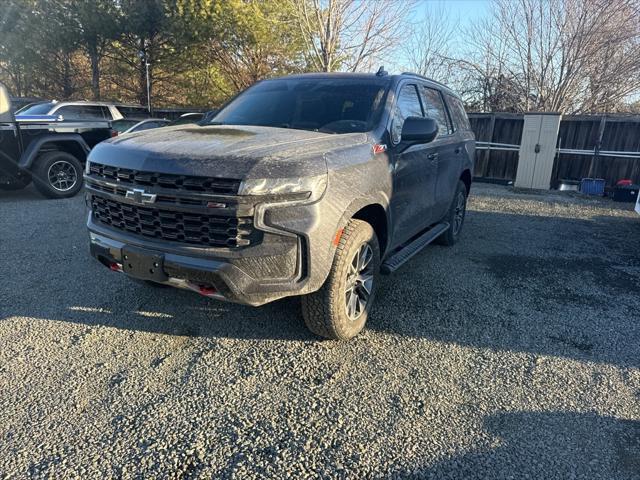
333, 191, 392, 253
18, 134, 90, 169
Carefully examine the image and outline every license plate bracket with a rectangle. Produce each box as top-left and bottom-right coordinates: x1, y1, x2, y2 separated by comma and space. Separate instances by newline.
121, 246, 168, 282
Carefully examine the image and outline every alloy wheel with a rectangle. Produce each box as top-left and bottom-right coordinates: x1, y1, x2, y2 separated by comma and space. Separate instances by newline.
345, 242, 374, 320
453, 191, 466, 235
47, 160, 78, 192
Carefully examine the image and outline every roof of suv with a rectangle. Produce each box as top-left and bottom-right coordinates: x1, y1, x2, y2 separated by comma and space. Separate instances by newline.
26, 100, 147, 108
49, 101, 116, 107
263, 72, 461, 99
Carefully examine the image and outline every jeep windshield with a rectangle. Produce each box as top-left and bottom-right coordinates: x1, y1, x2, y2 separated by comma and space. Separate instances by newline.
211, 77, 389, 134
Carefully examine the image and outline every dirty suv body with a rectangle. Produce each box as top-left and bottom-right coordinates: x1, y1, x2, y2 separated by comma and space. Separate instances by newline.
86, 72, 475, 339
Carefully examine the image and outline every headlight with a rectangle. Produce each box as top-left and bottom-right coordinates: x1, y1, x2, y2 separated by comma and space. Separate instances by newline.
239, 175, 327, 201
84, 160, 91, 175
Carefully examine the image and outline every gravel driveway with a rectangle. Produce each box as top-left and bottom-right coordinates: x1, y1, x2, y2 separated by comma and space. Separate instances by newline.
1, 184, 639, 479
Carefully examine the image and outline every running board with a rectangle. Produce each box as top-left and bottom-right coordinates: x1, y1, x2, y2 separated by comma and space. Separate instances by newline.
380, 222, 449, 275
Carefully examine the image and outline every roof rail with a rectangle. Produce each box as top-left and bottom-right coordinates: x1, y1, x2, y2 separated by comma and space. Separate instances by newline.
400, 72, 450, 90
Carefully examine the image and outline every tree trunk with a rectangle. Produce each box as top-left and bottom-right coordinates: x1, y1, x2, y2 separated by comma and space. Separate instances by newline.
88, 43, 101, 100
13, 66, 23, 97
139, 62, 147, 107
62, 55, 73, 99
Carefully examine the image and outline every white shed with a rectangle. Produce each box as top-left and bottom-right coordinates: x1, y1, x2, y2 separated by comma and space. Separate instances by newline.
515, 113, 562, 190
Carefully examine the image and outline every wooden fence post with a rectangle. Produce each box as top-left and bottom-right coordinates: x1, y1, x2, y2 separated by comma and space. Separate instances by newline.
483, 113, 496, 177
588, 115, 607, 178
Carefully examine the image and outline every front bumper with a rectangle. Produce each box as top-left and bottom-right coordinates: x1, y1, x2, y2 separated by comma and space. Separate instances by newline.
89, 226, 311, 306
84, 163, 341, 306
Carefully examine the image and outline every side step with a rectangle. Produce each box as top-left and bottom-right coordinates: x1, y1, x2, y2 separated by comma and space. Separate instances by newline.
380, 222, 449, 275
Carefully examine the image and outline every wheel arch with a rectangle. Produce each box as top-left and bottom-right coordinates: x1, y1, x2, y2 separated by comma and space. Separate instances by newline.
19, 134, 90, 169
352, 204, 389, 255
335, 194, 391, 257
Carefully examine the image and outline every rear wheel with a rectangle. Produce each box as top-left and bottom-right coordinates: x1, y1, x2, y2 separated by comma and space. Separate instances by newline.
301, 219, 380, 340
436, 180, 468, 246
32, 151, 83, 199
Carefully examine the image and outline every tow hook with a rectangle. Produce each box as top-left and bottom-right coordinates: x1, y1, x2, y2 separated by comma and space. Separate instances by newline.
109, 262, 123, 272
196, 285, 218, 296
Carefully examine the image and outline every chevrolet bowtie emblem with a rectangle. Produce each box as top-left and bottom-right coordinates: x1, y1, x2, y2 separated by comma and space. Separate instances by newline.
125, 188, 157, 204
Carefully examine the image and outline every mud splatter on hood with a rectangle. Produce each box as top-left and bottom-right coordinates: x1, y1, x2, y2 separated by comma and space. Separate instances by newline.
89, 124, 369, 179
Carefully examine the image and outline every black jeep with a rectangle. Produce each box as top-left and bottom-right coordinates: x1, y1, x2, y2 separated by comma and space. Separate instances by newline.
85, 72, 475, 340
0, 83, 112, 198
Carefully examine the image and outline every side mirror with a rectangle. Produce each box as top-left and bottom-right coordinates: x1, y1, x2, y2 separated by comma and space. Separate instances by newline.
401, 116, 438, 145
0, 83, 13, 123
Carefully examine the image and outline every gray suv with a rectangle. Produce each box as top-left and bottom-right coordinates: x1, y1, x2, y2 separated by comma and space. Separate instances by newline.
85, 72, 475, 340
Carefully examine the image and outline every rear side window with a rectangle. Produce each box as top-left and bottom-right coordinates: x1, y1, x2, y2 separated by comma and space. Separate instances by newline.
16, 102, 55, 115
118, 106, 149, 118
57, 105, 106, 120
444, 94, 471, 131
421, 87, 452, 135
100, 106, 112, 119
391, 84, 423, 144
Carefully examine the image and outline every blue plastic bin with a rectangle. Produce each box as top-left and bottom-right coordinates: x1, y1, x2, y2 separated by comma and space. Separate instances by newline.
580, 178, 605, 196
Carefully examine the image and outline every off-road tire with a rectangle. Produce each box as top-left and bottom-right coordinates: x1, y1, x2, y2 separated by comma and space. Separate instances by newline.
436, 180, 468, 246
301, 219, 380, 340
32, 151, 84, 199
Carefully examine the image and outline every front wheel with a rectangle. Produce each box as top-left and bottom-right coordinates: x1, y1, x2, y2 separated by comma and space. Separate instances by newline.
32, 151, 84, 199
301, 219, 380, 340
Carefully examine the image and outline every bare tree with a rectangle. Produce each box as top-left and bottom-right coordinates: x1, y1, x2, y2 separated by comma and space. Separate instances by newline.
453, 16, 525, 112
401, 3, 457, 82
458, 0, 640, 113
289, 0, 415, 72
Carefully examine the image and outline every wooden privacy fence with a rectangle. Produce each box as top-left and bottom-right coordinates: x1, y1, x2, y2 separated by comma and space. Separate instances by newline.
469, 113, 640, 187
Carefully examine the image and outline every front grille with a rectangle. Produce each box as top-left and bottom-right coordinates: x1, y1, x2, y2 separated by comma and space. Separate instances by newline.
88, 163, 241, 195
86, 180, 211, 207
91, 195, 256, 248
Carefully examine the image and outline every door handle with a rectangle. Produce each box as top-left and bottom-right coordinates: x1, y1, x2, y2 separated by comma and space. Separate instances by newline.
454, 147, 462, 154
427, 153, 439, 161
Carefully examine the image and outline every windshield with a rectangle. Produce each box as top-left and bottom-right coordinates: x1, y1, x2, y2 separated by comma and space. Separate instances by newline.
111, 119, 139, 132
170, 114, 203, 126
212, 77, 389, 134
16, 102, 55, 115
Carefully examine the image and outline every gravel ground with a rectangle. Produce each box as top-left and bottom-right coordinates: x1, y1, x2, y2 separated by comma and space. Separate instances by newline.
0, 183, 639, 479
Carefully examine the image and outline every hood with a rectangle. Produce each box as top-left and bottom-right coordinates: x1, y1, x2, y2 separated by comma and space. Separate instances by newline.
89, 124, 369, 179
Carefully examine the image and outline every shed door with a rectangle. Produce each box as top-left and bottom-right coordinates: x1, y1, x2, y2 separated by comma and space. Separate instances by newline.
515, 114, 561, 189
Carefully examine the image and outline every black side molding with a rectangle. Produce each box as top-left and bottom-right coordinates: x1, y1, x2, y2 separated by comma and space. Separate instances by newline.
380, 222, 449, 275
